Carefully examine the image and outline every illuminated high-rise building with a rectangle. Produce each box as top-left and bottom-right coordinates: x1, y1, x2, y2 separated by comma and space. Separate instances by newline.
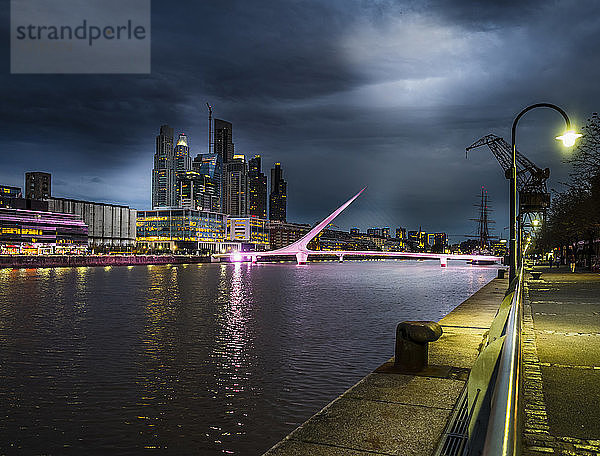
223, 154, 248, 216
192, 153, 222, 212
248, 155, 267, 219
177, 171, 210, 210
174, 133, 192, 173
214, 119, 234, 163
152, 125, 176, 208
269, 163, 286, 222
25, 172, 51, 199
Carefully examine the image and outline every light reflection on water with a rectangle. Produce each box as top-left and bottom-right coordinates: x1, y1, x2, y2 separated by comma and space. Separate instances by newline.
0, 261, 497, 455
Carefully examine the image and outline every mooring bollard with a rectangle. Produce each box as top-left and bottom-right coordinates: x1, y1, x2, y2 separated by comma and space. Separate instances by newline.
497, 268, 506, 279
395, 321, 442, 372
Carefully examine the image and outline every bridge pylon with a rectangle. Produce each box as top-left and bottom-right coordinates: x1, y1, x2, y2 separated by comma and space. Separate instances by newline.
296, 252, 308, 264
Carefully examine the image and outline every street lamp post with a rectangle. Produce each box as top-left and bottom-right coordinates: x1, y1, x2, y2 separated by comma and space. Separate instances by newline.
508, 103, 582, 282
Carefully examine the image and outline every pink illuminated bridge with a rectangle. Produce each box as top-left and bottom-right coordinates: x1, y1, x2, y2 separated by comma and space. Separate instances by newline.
216, 187, 504, 267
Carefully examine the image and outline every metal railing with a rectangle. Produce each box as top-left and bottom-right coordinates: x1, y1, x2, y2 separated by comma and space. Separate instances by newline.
435, 264, 524, 456
481, 265, 524, 455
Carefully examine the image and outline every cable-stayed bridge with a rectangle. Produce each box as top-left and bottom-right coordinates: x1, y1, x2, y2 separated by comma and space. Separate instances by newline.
216, 187, 504, 266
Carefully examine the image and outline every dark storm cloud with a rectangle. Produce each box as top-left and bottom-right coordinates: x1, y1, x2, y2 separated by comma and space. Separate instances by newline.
2, 0, 600, 239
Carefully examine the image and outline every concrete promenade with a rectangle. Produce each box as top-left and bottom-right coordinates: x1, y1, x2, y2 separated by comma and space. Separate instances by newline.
522, 266, 600, 455
264, 275, 508, 456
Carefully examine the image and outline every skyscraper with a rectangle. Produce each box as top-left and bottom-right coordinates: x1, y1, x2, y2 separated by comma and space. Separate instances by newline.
269, 163, 287, 222
174, 133, 192, 173
25, 172, 51, 199
152, 125, 176, 208
213, 119, 234, 163
248, 155, 267, 219
223, 155, 248, 217
176, 171, 214, 211
192, 153, 223, 212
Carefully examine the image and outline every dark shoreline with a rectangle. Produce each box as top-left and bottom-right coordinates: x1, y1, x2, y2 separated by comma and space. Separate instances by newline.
0, 254, 212, 269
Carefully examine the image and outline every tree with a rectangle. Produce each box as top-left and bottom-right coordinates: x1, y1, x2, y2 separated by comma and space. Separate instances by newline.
539, 113, 600, 268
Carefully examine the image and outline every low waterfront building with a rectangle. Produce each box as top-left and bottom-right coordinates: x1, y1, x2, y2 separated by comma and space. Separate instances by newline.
226, 217, 270, 251
382, 238, 406, 252
0, 196, 48, 211
0, 185, 21, 198
46, 197, 136, 249
269, 220, 310, 250
136, 208, 238, 253
491, 240, 508, 256
367, 227, 382, 237
310, 229, 378, 251
0, 207, 88, 254
353, 233, 385, 249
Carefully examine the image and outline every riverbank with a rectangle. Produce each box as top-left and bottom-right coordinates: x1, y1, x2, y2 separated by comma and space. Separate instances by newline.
264, 274, 508, 456
0, 254, 212, 269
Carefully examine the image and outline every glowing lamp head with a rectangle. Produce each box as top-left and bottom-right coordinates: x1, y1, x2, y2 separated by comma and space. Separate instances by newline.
556, 130, 582, 147
232, 251, 243, 262
532, 219, 540, 227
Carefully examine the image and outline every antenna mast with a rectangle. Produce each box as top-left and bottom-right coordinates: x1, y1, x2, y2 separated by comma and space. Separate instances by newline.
206, 102, 213, 154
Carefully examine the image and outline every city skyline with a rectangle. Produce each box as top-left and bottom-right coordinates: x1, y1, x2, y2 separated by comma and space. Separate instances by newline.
2, 1, 600, 239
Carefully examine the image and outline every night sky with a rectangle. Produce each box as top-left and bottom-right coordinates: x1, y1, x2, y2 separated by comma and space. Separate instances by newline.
2, 1, 600, 242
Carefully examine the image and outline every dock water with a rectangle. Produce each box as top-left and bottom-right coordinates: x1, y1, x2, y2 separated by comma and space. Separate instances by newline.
264, 276, 508, 456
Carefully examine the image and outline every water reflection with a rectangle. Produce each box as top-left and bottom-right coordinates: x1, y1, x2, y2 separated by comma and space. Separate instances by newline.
0, 261, 498, 455
209, 262, 256, 453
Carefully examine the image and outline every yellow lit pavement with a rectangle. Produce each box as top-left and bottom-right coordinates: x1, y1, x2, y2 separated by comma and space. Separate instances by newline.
522, 266, 600, 455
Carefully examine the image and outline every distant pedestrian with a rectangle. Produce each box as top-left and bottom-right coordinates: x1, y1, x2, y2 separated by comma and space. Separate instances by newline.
569, 252, 576, 273
548, 256, 553, 269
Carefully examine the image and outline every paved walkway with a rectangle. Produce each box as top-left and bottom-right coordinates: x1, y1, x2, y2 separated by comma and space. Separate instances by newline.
522, 266, 600, 455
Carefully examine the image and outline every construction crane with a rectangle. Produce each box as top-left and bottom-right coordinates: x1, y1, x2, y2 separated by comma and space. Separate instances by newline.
465, 133, 550, 229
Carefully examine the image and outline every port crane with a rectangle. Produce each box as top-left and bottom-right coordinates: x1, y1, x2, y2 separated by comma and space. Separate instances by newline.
466, 133, 550, 232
